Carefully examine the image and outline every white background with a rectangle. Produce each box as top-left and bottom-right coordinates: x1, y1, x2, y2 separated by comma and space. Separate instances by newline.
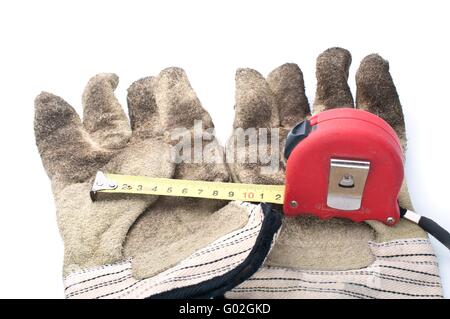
0, 0, 449, 298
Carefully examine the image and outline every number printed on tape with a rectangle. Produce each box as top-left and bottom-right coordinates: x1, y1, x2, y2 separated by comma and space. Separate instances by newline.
95, 173, 285, 204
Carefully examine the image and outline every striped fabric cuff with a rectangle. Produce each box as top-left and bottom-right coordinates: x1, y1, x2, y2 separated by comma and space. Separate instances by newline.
63, 202, 282, 299
226, 238, 443, 299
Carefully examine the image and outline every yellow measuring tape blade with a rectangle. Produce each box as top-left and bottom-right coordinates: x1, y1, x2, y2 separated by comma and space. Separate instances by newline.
92, 172, 285, 204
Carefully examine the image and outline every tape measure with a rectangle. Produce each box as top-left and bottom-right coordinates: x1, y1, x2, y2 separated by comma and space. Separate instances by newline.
90, 172, 285, 204
91, 108, 404, 225
90, 108, 450, 250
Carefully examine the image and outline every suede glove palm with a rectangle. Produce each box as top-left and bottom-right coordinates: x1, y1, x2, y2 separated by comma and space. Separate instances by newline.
35, 68, 280, 299
225, 48, 443, 299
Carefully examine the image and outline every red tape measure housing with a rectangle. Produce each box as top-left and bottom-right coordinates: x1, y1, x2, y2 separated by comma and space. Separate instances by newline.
283, 108, 404, 225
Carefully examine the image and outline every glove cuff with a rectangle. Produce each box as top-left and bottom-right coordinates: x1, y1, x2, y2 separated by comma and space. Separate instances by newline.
63, 202, 282, 299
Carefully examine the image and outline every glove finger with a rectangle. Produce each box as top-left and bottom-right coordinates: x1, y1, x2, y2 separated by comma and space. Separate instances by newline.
267, 63, 310, 128
313, 47, 354, 114
233, 68, 279, 129
155, 67, 229, 181
154, 67, 214, 131
127, 76, 158, 139
82, 73, 131, 149
355, 54, 406, 149
34, 92, 112, 183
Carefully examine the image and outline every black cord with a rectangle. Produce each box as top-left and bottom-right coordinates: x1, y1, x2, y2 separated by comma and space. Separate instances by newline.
400, 206, 450, 250
418, 217, 450, 250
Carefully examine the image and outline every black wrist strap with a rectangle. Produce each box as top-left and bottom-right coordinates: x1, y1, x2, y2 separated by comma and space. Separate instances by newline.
400, 206, 450, 250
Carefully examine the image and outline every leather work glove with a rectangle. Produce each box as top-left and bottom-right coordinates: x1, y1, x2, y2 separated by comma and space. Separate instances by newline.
225, 48, 443, 298
34, 69, 281, 299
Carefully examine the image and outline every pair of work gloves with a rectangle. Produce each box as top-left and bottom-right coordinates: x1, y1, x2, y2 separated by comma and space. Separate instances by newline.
34, 48, 443, 299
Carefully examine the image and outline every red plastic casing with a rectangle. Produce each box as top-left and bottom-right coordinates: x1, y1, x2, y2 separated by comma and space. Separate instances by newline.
283, 108, 404, 225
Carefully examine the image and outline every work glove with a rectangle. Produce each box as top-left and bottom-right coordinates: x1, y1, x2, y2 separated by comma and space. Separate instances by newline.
225, 48, 443, 298
34, 69, 281, 299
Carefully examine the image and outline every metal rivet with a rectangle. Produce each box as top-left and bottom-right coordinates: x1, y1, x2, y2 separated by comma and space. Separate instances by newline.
339, 174, 355, 187
289, 200, 298, 208
386, 217, 395, 225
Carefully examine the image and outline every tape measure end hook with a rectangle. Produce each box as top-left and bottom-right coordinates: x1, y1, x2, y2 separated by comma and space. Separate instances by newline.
90, 171, 118, 201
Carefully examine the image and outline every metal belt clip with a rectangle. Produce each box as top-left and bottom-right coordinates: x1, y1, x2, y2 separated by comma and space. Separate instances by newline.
327, 159, 370, 211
